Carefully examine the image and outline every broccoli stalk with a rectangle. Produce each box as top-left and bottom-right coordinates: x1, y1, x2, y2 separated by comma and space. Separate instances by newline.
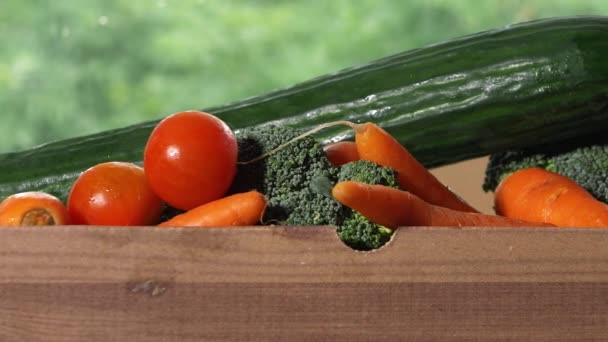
228, 124, 399, 250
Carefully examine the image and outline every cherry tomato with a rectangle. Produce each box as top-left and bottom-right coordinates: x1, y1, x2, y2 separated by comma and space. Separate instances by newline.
67, 162, 164, 226
143, 110, 238, 211
0, 191, 69, 226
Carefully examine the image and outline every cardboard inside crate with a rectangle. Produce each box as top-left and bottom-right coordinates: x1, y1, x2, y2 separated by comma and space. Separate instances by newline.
430, 156, 495, 214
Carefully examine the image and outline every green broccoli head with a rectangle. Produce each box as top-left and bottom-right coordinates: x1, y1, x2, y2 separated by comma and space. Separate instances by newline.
338, 211, 394, 251
483, 142, 608, 203
549, 145, 608, 203
337, 159, 400, 187
229, 125, 401, 250
228, 124, 341, 226
336, 160, 400, 251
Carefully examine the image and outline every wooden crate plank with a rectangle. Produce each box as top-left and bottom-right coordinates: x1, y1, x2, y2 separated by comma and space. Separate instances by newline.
1, 226, 608, 283
1, 282, 607, 341
1, 226, 608, 340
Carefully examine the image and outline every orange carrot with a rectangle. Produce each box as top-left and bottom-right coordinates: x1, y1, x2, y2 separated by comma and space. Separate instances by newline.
495, 167, 608, 228
352, 122, 478, 212
323, 141, 360, 166
332, 181, 554, 228
159, 190, 267, 227
251, 121, 472, 214
0, 191, 70, 226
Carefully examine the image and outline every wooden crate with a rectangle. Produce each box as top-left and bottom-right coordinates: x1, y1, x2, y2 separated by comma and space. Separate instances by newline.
1, 225, 608, 341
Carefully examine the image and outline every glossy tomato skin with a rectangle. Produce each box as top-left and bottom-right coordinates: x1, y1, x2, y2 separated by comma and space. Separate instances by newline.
67, 162, 164, 226
143, 111, 238, 211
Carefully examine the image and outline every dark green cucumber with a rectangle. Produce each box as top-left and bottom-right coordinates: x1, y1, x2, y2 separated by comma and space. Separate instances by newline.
1, 16, 608, 202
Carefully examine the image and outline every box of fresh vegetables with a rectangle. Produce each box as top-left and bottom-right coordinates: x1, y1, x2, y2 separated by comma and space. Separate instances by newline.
1, 16, 608, 341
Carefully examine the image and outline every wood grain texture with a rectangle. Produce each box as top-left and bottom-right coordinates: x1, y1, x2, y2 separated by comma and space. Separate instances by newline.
1, 225, 608, 341
2, 225, 608, 283
1, 282, 607, 342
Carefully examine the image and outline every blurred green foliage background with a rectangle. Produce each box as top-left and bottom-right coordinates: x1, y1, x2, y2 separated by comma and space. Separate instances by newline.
2, 0, 607, 153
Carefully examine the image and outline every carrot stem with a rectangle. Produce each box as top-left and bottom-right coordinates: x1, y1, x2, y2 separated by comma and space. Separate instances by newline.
239, 120, 360, 164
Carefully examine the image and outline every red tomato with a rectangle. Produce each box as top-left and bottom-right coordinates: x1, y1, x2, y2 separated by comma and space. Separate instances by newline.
143, 110, 238, 211
67, 162, 164, 226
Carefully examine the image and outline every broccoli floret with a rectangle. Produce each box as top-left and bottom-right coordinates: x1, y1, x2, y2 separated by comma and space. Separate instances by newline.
483, 143, 608, 203
228, 124, 341, 226
229, 125, 400, 250
336, 160, 400, 251
337, 211, 394, 251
